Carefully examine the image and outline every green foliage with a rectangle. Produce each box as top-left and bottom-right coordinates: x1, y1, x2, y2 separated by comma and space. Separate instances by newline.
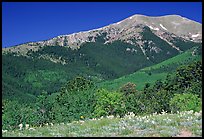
169, 93, 202, 113
175, 61, 202, 95
53, 88, 96, 123
124, 92, 146, 115
2, 100, 36, 130
52, 77, 96, 123
34, 91, 54, 125
94, 89, 126, 117
119, 82, 137, 96
98, 47, 201, 91
141, 60, 202, 114
62, 76, 94, 92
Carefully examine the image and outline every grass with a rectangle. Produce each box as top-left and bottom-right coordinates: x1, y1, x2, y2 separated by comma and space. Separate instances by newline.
97, 48, 201, 91
2, 110, 202, 137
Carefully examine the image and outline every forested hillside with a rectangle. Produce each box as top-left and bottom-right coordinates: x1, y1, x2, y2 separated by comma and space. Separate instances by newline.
2, 56, 202, 131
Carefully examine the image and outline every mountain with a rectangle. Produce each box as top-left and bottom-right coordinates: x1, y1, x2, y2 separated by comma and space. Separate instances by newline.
2, 14, 202, 102
3, 14, 202, 54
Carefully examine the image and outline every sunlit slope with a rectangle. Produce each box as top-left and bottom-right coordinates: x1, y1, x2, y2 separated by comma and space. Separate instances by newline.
98, 46, 201, 91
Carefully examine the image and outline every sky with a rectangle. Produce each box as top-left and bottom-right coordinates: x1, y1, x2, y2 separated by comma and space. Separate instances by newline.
2, 2, 202, 48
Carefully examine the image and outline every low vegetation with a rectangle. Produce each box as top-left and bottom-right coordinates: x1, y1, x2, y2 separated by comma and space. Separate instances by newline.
2, 110, 202, 137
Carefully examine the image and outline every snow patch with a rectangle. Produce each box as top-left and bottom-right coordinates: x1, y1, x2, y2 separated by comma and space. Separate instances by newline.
192, 34, 200, 38
116, 21, 122, 25
149, 26, 159, 31
160, 24, 167, 31
129, 17, 133, 19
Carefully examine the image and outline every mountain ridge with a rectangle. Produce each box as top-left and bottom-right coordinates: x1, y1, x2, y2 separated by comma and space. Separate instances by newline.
2, 14, 202, 55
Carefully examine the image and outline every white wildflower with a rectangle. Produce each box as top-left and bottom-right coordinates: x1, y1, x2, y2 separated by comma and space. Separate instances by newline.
19, 123, 23, 130
151, 120, 155, 124
2, 130, 8, 133
153, 112, 157, 116
145, 119, 149, 123
107, 115, 114, 119
129, 112, 135, 117
187, 110, 194, 114
161, 109, 167, 115
124, 112, 135, 119
45, 123, 48, 126
195, 111, 201, 117
25, 124, 29, 129
50, 123, 54, 126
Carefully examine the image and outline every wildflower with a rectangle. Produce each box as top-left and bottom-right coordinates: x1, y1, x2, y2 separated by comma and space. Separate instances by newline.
151, 120, 155, 124
2, 130, 8, 133
19, 123, 23, 130
80, 116, 84, 119
153, 112, 157, 116
45, 123, 48, 126
161, 109, 167, 115
128, 112, 135, 117
50, 123, 54, 126
194, 111, 201, 117
25, 124, 29, 129
107, 115, 114, 119
116, 115, 120, 118
188, 110, 194, 114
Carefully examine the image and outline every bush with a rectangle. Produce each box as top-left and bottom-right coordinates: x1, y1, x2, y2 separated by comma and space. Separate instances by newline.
169, 93, 202, 113
62, 76, 94, 92
94, 89, 126, 117
2, 100, 37, 130
123, 92, 146, 115
119, 82, 137, 96
53, 88, 96, 123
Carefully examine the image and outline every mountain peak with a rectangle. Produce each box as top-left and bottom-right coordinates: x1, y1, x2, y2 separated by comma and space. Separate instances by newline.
3, 14, 202, 55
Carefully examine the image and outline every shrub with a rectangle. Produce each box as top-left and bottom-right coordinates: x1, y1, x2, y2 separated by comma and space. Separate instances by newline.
123, 92, 146, 115
53, 88, 96, 123
119, 82, 137, 96
62, 76, 94, 92
169, 93, 202, 113
94, 89, 126, 117
2, 100, 37, 130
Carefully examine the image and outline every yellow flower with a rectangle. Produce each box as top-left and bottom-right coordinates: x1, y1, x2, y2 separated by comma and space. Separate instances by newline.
80, 116, 84, 119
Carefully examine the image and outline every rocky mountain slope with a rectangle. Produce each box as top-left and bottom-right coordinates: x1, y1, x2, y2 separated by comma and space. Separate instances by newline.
2, 14, 202, 101
3, 14, 202, 56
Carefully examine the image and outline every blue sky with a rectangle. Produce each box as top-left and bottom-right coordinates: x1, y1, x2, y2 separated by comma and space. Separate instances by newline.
2, 2, 202, 48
